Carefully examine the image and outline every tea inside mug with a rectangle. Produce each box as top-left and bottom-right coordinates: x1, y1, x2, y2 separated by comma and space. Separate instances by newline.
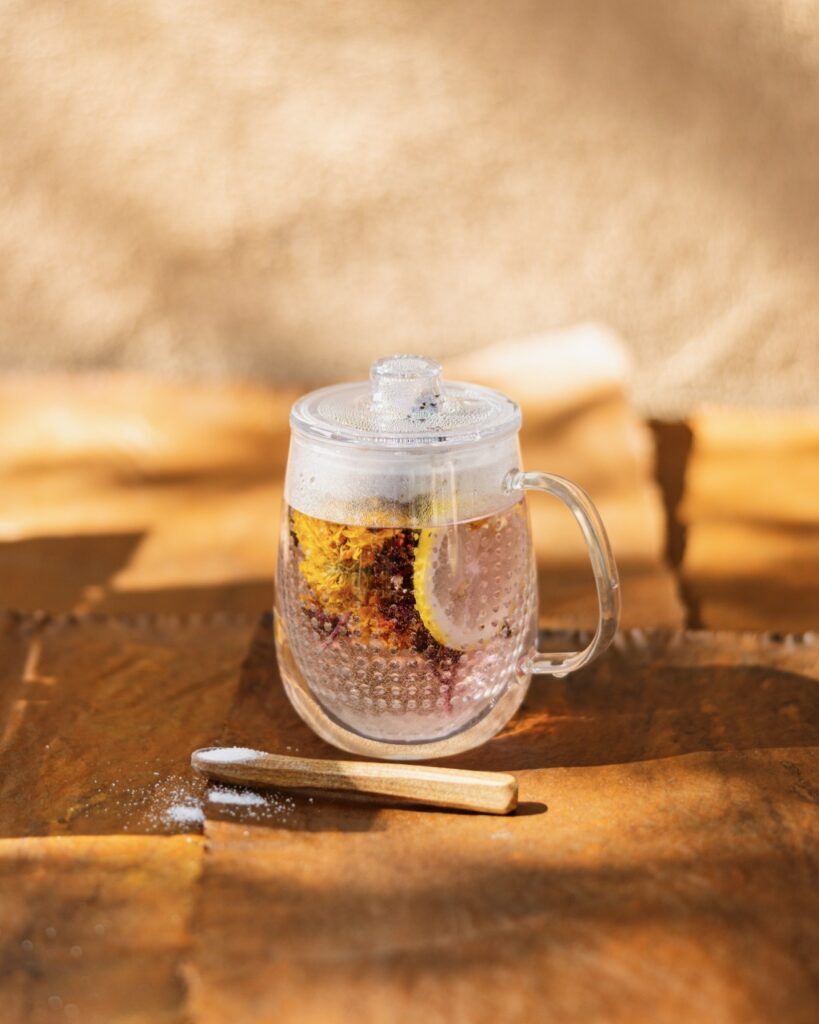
277, 498, 538, 744
272, 355, 617, 758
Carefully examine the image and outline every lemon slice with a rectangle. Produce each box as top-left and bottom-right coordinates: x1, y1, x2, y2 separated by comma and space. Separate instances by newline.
413, 503, 529, 651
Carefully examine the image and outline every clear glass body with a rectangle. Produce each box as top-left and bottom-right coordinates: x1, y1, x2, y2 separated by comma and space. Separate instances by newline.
275, 356, 620, 760
275, 494, 539, 759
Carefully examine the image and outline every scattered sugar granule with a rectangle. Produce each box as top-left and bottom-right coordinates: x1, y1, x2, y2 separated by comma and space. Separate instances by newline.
195, 747, 260, 764
164, 803, 205, 826
204, 782, 299, 822
208, 787, 267, 808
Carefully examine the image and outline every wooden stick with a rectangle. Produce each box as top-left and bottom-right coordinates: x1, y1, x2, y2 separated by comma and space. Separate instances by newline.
191, 747, 518, 815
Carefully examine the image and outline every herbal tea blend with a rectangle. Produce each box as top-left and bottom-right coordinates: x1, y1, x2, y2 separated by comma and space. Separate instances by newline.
275, 355, 619, 759
278, 500, 537, 743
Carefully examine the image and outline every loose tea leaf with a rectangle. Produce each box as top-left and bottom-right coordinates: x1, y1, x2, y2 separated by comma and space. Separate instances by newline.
278, 501, 537, 745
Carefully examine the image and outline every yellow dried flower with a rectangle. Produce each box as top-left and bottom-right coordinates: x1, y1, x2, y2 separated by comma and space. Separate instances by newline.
290, 510, 401, 626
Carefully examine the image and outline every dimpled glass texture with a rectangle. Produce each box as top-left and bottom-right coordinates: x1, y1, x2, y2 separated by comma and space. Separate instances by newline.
275, 355, 541, 759
276, 499, 538, 754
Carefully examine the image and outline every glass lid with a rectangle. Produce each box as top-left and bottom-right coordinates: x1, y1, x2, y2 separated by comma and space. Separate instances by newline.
291, 355, 520, 449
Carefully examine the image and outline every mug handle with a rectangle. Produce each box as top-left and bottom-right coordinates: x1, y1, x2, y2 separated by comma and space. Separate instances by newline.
506, 470, 620, 678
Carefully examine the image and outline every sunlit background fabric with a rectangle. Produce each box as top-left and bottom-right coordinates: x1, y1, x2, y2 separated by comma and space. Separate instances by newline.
2, 0, 817, 413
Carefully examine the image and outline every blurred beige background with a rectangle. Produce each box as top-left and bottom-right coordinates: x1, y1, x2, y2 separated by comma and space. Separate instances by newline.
1, 0, 817, 415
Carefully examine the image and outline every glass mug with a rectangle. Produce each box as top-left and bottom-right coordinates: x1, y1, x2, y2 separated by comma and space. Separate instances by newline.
275, 356, 620, 760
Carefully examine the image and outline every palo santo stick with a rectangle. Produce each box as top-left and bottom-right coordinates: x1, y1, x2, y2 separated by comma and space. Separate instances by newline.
191, 746, 518, 815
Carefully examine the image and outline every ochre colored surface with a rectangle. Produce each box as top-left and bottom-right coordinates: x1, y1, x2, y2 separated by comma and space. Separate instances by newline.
0, 363, 684, 629
167, 622, 819, 1023
682, 410, 819, 631
0, 375, 816, 1021
0, 834, 203, 1024
0, 613, 254, 837
189, 748, 818, 1024
1, 612, 816, 1022
219, 618, 819, 773
0, 375, 294, 607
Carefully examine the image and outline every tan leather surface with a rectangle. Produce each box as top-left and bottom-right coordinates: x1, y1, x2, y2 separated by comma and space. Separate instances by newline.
141, 622, 819, 1023
0, 369, 816, 1021
0, 375, 294, 605
0, 613, 254, 838
682, 410, 819, 630
0, 612, 815, 1023
0, 358, 685, 629
0, 834, 203, 1024
190, 746, 818, 1024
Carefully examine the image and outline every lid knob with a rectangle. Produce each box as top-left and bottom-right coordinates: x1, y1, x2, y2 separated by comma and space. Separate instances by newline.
370, 355, 442, 422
